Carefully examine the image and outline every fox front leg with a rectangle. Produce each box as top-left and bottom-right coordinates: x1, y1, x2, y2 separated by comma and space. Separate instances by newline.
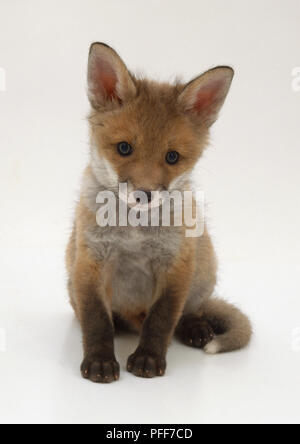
127, 247, 194, 378
74, 249, 120, 384
79, 293, 120, 383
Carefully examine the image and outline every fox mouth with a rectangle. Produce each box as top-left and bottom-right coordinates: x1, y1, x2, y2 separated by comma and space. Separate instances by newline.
114, 181, 165, 210
121, 189, 164, 211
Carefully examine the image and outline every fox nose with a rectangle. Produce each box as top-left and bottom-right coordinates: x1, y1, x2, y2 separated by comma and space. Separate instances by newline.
140, 190, 152, 203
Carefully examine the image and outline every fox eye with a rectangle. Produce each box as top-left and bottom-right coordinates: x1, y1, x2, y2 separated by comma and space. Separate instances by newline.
118, 141, 133, 156
166, 151, 179, 165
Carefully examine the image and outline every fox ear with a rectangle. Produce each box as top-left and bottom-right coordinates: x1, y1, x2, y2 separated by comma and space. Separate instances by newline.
88, 42, 137, 109
178, 67, 234, 127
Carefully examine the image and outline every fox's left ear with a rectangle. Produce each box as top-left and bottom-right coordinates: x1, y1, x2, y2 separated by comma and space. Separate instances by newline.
178, 67, 234, 128
88, 42, 137, 110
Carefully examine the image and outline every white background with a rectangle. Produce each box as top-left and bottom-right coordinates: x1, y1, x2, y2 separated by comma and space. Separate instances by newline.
0, 0, 300, 424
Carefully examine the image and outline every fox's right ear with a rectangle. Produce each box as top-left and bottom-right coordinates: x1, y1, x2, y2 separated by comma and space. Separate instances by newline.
87, 43, 137, 110
178, 66, 234, 128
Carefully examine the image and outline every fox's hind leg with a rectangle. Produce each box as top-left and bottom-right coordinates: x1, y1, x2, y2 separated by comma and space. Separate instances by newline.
176, 232, 218, 349
177, 233, 252, 353
176, 313, 215, 349
176, 298, 252, 353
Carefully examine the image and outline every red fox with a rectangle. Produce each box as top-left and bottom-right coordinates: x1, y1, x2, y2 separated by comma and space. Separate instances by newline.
66, 43, 252, 383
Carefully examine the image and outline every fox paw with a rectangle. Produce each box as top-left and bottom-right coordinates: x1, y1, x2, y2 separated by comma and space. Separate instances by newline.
177, 315, 214, 349
127, 350, 166, 378
81, 355, 120, 383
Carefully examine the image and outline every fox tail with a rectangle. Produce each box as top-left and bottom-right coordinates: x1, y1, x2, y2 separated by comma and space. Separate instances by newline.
201, 298, 252, 354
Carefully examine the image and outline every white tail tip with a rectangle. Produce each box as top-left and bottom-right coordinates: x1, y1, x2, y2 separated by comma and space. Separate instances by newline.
204, 339, 221, 354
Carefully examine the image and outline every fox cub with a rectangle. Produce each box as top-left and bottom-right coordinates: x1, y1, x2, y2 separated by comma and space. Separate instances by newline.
66, 43, 252, 383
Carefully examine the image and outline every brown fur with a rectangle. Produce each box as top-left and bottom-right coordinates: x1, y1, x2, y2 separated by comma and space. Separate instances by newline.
66, 43, 252, 383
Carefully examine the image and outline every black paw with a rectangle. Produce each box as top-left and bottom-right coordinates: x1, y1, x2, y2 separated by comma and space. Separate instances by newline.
177, 315, 214, 349
127, 350, 166, 378
81, 355, 120, 383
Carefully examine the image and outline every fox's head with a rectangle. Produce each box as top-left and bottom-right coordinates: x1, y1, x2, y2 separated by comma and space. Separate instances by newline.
87, 43, 233, 200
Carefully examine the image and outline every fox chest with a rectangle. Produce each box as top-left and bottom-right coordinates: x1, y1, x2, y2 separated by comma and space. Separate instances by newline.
85, 225, 182, 314
111, 250, 154, 315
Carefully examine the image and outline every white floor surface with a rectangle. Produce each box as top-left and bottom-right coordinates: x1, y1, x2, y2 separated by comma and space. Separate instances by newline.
0, 247, 299, 424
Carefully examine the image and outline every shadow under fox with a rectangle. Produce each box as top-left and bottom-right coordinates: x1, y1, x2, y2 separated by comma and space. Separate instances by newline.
66, 43, 252, 383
